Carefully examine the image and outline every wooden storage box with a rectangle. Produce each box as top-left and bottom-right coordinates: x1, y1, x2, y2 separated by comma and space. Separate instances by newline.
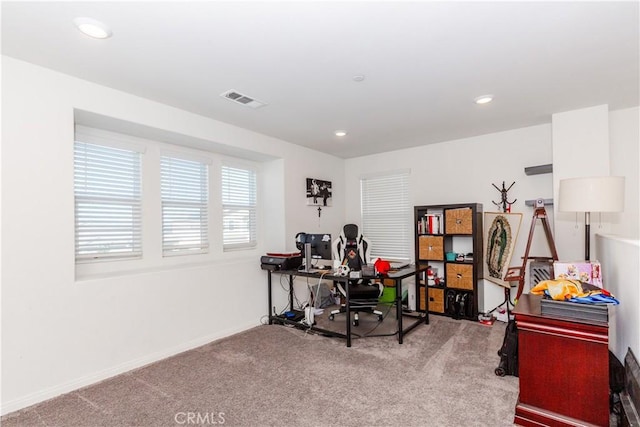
428, 287, 445, 313
445, 207, 473, 234
418, 235, 444, 260
419, 287, 445, 313
382, 278, 395, 287
446, 263, 474, 290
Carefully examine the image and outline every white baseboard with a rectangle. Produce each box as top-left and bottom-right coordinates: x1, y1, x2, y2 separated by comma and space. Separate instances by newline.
1, 320, 258, 416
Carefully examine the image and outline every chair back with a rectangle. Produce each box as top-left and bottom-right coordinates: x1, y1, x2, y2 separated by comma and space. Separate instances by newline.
332, 224, 371, 270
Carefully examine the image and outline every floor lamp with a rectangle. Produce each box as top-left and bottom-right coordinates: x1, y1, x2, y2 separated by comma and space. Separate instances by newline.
558, 176, 625, 261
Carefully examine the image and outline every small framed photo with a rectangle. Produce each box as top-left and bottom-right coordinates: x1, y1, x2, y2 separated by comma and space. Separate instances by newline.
306, 178, 332, 206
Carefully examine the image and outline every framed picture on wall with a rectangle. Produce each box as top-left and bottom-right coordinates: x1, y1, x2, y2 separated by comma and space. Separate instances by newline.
483, 212, 523, 287
306, 178, 332, 206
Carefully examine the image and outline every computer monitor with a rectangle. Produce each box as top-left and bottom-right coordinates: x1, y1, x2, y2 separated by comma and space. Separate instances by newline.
295, 233, 332, 261
306, 233, 332, 260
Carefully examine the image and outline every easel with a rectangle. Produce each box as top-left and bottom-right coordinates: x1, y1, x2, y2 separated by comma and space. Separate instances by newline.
504, 200, 559, 304
489, 200, 559, 319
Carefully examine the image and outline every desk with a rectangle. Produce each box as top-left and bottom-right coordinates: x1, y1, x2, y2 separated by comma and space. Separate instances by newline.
513, 294, 609, 426
266, 265, 429, 347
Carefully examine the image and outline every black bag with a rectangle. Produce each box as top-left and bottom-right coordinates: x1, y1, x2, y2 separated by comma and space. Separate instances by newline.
609, 350, 625, 394
609, 350, 625, 415
495, 319, 519, 377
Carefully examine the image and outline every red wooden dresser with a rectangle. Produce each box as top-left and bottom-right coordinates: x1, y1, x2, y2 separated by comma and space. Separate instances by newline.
513, 294, 609, 426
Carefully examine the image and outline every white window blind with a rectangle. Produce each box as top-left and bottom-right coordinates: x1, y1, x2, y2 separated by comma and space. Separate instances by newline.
222, 165, 257, 250
74, 141, 142, 261
161, 156, 209, 255
360, 171, 411, 261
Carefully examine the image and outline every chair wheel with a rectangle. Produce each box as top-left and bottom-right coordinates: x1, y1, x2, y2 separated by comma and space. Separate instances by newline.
378, 315, 384, 322
353, 319, 359, 326
329, 314, 334, 321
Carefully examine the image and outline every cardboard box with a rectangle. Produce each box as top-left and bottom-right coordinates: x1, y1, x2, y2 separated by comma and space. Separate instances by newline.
553, 261, 603, 288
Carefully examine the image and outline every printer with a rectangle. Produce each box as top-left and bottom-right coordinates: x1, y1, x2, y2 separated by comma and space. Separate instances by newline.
260, 253, 303, 271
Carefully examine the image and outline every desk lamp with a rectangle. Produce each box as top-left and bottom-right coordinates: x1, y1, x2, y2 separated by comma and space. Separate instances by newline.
558, 176, 625, 261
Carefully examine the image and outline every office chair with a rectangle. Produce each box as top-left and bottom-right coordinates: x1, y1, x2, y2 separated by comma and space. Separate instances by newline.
329, 224, 383, 326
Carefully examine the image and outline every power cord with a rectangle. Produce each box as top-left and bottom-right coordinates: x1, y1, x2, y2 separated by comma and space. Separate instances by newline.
279, 273, 305, 311
301, 272, 327, 328
360, 300, 396, 337
259, 314, 271, 325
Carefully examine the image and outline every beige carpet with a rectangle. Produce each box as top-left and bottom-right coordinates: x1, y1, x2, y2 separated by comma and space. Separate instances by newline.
2, 315, 519, 426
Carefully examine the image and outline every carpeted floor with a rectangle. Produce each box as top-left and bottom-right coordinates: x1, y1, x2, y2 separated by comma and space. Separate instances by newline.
2, 314, 519, 426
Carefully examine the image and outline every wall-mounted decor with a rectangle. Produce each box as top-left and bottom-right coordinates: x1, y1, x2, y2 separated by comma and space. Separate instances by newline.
483, 212, 523, 287
306, 178, 332, 206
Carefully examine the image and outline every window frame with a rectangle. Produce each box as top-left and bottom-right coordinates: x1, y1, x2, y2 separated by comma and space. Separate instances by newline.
221, 163, 258, 251
160, 152, 211, 256
74, 130, 144, 262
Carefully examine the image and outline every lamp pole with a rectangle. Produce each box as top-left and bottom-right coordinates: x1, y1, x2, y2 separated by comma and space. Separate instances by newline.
584, 211, 591, 261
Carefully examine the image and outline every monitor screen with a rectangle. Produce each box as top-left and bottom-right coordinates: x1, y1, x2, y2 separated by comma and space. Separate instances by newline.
301, 233, 332, 260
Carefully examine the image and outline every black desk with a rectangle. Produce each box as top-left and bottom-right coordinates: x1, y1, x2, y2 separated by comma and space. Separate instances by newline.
266, 265, 429, 347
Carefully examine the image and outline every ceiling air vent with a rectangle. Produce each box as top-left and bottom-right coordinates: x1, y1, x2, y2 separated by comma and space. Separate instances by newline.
220, 90, 267, 109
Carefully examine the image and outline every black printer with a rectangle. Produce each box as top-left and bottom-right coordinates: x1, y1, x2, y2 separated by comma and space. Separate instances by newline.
260, 253, 303, 271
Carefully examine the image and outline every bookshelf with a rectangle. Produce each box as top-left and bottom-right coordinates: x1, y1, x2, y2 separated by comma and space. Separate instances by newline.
414, 203, 483, 320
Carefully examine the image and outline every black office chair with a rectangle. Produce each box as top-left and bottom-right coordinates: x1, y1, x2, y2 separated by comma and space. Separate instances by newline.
328, 224, 383, 326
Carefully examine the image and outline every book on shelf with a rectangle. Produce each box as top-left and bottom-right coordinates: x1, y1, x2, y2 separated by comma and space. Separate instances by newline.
425, 213, 443, 234
417, 212, 444, 234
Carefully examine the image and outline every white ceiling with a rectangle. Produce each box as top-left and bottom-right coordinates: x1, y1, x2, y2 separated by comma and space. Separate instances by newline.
2, 1, 638, 158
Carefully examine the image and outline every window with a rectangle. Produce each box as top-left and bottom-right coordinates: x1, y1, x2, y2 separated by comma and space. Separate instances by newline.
221, 165, 257, 250
74, 141, 142, 261
74, 124, 261, 272
360, 171, 411, 261
161, 155, 209, 255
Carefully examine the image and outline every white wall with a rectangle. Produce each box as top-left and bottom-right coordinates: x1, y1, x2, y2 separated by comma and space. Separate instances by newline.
550, 105, 640, 364
344, 124, 555, 312
552, 105, 612, 261
1, 57, 344, 414
551, 105, 639, 259
599, 235, 640, 363
600, 106, 640, 364
609, 106, 639, 240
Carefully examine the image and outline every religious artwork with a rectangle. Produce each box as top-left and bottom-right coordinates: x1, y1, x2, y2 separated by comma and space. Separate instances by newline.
306, 178, 332, 206
483, 212, 522, 287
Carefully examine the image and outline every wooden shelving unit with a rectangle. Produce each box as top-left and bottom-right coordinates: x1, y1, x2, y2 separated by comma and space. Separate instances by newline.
414, 203, 483, 320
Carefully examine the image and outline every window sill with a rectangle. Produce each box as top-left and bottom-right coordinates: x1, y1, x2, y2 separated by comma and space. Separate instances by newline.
75, 252, 259, 282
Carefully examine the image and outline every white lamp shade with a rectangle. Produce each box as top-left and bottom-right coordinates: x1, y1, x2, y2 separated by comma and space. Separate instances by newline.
558, 176, 625, 213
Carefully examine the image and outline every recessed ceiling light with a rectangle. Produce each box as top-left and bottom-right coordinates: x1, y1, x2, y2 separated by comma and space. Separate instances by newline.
74, 17, 112, 39
474, 95, 494, 105
352, 75, 365, 82
335, 130, 347, 137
